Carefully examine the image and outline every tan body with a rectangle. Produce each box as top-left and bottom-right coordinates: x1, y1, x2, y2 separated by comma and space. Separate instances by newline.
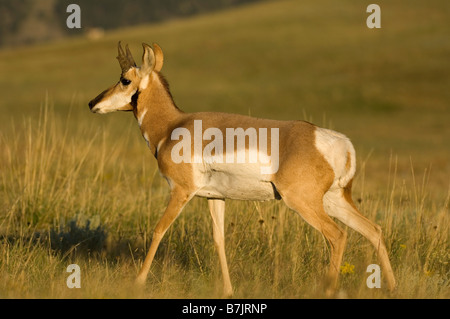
89, 43, 396, 296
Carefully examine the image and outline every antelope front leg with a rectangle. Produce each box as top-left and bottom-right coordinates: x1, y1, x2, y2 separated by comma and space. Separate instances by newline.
136, 187, 192, 285
208, 199, 233, 297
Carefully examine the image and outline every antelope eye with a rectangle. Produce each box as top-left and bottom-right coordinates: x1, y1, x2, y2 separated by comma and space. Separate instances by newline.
121, 78, 131, 86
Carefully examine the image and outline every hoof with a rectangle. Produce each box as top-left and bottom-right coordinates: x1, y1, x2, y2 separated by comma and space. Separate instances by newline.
135, 275, 147, 287
222, 289, 233, 299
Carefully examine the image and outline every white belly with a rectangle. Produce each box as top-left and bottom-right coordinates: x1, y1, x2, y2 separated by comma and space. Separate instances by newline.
193, 162, 277, 201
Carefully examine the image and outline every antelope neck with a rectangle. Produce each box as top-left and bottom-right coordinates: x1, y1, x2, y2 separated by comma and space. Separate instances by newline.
134, 72, 183, 158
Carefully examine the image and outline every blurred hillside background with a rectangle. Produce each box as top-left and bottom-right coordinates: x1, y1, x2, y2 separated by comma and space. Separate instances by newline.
0, 0, 263, 47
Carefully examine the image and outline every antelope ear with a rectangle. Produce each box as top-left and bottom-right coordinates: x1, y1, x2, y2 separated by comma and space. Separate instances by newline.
140, 43, 155, 75
153, 43, 164, 72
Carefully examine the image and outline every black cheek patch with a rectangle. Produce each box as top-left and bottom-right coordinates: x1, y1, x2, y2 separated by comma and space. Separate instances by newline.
130, 90, 140, 109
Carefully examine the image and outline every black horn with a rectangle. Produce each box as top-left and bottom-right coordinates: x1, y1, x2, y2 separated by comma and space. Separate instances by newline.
117, 41, 136, 73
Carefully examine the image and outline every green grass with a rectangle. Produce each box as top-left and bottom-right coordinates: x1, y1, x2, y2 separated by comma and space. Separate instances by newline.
0, 0, 449, 298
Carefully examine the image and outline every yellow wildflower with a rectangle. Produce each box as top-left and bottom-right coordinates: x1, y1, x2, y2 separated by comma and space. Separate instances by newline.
340, 262, 355, 275
424, 269, 435, 277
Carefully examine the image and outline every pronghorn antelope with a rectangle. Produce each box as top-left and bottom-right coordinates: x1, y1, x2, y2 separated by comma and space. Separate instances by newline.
88, 42, 396, 296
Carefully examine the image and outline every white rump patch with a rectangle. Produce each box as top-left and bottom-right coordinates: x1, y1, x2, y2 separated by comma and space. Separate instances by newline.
314, 127, 356, 188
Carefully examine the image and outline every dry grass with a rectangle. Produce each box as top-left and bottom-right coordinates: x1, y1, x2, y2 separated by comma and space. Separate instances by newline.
0, 105, 448, 298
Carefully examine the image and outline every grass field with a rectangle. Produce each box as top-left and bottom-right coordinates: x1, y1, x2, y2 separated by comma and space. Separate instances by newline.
0, 0, 449, 298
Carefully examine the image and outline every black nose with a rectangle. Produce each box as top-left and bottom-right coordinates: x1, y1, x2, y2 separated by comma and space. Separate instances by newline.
88, 100, 94, 109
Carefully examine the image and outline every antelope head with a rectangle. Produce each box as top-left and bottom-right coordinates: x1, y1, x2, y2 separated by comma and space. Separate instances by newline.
89, 41, 164, 114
